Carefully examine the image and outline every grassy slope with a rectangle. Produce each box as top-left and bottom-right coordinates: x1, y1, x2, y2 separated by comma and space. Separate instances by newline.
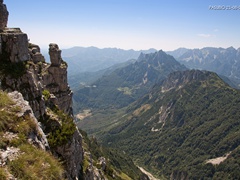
0, 91, 64, 180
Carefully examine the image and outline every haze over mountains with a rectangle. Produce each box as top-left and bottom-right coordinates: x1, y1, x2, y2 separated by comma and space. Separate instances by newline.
62, 46, 240, 92
62, 47, 157, 74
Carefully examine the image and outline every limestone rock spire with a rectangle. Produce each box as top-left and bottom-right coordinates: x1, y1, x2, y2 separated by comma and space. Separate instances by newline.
0, 0, 9, 30
49, 43, 62, 66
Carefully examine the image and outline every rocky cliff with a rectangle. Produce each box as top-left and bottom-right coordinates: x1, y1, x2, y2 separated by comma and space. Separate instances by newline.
0, 0, 8, 31
0, 1, 83, 179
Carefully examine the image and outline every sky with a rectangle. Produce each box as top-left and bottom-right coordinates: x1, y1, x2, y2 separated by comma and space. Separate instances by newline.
4, 0, 240, 51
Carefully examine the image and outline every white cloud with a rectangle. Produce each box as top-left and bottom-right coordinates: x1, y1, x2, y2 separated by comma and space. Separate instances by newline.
197, 34, 212, 38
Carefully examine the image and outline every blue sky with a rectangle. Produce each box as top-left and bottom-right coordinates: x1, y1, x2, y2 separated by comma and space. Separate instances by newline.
4, 0, 240, 51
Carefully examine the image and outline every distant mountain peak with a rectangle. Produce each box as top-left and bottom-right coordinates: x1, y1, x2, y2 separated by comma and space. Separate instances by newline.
137, 50, 181, 65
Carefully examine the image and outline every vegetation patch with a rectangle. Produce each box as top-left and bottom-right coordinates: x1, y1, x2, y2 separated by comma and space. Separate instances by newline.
0, 91, 65, 179
9, 144, 64, 180
0, 91, 37, 136
42, 89, 51, 101
44, 108, 76, 148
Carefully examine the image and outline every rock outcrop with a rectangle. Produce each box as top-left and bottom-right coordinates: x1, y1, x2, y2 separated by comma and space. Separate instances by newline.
0, 28, 29, 62
0, 2, 83, 179
29, 43, 45, 63
0, 0, 8, 31
8, 91, 49, 151
43, 44, 73, 115
54, 129, 83, 179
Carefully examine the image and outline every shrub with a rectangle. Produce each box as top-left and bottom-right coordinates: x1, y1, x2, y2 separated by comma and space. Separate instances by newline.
42, 89, 51, 101
46, 109, 76, 148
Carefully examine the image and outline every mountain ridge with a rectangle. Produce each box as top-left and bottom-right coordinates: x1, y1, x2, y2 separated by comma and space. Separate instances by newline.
169, 46, 240, 88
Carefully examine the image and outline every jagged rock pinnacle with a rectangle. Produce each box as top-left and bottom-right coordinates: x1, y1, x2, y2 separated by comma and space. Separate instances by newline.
0, 0, 9, 30
49, 43, 62, 66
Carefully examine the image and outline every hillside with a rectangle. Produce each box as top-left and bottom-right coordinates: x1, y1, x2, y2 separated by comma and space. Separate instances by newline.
74, 50, 187, 113
170, 47, 240, 88
101, 70, 240, 179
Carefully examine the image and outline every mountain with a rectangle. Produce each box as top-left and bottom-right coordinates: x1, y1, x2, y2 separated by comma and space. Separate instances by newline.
166, 47, 189, 59
61, 46, 157, 76
170, 47, 240, 88
101, 70, 240, 179
63, 46, 157, 90
69, 59, 136, 91
74, 50, 187, 114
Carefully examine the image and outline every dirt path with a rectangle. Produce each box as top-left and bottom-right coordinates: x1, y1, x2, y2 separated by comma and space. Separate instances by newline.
138, 167, 160, 180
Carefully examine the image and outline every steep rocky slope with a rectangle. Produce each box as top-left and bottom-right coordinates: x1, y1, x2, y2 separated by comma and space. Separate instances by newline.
102, 70, 240, 179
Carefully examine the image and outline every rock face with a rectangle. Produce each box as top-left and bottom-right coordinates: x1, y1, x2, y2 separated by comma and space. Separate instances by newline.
8, 91, 49, 151
29, 43, 45, 63
0, 28, 29, 62
54, 129, 83, 179
1, 40, 82, 179
0, 0, 8, 30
